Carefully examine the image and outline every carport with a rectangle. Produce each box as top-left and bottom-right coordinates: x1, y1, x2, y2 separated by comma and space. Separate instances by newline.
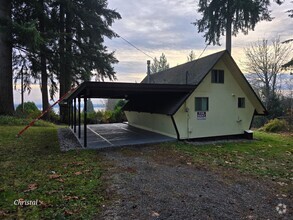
72, 123, 176, 149
62, 82, 195, 148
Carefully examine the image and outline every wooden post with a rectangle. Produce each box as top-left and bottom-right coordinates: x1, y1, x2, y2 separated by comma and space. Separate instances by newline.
74, 98, 76, 133
84, 96, 87, 148
78, 96, 81, 139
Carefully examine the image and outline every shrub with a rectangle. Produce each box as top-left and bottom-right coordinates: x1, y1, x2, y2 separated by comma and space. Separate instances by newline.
15, 102, 41, 119
101, 110, 113, 123
259, 118, 289, 133
87, 112, 100, 124
47, 110, 60, 124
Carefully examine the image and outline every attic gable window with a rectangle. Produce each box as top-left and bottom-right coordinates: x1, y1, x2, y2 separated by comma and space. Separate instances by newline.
238, 97, 245, 108
195, 97, 209, 111
211, 70, 224, 83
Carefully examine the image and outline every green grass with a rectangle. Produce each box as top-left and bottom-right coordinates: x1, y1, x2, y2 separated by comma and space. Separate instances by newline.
0, 125, 104, 219
0, 124, 292, 218
0, 115, 55, 127
171, 132, 293, 181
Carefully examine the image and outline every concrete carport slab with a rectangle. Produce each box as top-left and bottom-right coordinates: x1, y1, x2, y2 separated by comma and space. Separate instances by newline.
72, 123, 176, 149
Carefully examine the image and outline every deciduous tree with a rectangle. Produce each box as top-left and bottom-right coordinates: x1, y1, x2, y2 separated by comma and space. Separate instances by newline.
244, 37, 291, 118
150, 53, 170, 73
187, 50, 196, 62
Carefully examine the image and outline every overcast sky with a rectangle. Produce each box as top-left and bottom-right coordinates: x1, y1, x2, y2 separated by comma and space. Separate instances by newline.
14, 0, 293, 105
105, 0, 292, 82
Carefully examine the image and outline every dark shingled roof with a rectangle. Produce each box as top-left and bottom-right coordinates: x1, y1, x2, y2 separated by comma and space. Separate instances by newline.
141, 50, 226, 85
62, 50, 267, 115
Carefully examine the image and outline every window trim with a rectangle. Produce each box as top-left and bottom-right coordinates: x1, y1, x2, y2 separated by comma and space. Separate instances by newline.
195, 97, 209, 111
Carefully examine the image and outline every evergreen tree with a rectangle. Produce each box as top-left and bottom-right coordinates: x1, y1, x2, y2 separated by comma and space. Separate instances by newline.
150, 53, 170, 73
57, 0, 121, 122
2, 0, 121, 120
195, 0, 282, 53
0, 0, 42, 115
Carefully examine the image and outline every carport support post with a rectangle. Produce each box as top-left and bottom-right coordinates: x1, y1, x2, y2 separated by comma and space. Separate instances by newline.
71, 101, 74, 129
84, 96, 87, 148
73, 98, 76, 133
68, 102, 71, 127
78, 96, 81, 139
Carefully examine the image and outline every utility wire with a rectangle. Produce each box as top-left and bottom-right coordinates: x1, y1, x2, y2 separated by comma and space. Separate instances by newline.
116, 33, 155, 61
185, 44, 209, 84
197, 44, 208, 60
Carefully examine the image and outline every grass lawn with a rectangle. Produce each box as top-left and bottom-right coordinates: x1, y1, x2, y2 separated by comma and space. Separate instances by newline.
0, 124, 292, 219
0, 125, 104, 219
171, 132, 293, 182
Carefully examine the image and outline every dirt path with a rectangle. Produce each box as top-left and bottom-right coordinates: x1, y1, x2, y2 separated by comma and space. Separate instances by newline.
97, 146, 291, 220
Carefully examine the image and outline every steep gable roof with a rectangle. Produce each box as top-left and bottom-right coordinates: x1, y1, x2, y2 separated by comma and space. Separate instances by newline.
141, 50, 226, 85
141, 50, 267, 115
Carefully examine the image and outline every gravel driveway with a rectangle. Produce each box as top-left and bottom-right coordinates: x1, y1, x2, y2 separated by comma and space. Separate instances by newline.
97, 145, 291, 220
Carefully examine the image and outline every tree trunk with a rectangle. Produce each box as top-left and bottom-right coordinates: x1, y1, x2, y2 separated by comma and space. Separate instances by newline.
40, 48, 49, 117
65, 3, 72, 92
226, 0, 232, 54
39, 0, 49, 119
59, 2, 66, 122
0, 1, 14, 115
59, 2, 72, 123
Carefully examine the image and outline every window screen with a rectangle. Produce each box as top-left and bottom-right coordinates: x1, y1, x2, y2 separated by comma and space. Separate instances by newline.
238, 97, 245, 108
195, 97, 209, 111
211, 70, 224, 83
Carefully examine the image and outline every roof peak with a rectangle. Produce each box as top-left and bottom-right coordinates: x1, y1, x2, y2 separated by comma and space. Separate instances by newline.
141, 50, 227, 85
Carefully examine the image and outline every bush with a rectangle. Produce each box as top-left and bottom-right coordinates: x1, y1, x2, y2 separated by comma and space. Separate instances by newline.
15, 102, 41, 119
78, 100, 127, 124
101, 110, 113, 123
47, 110, 60, 123
259, 118, 289, 133
87, 112, 101, 124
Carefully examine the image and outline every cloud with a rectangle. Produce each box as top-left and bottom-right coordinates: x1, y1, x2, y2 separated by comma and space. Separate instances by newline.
105, 0, 292, 82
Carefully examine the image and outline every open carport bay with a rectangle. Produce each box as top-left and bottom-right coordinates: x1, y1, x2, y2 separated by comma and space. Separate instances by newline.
72, 123, 176, 149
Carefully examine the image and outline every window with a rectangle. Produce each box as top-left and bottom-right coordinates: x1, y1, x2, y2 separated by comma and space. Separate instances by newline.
211, 70, 224, 83
195, 97, 209, 111
238, 97, 245, 108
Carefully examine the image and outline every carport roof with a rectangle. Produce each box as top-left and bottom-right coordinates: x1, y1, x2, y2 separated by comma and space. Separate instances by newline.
62, 82, 195, 115
63, 82, 195, 101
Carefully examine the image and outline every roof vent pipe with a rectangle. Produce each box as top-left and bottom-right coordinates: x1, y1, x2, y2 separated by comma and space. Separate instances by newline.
147, 60, 151, 83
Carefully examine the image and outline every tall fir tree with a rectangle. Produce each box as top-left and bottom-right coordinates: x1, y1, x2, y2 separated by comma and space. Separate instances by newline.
195, 0, 283, 53
57, 0, 121, 122
13, 0, 54, 118
4, 0, 120, 120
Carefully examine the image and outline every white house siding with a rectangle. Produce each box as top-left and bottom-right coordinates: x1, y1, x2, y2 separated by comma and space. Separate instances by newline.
174, 59, 255, 139
124, 111, 177, 138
